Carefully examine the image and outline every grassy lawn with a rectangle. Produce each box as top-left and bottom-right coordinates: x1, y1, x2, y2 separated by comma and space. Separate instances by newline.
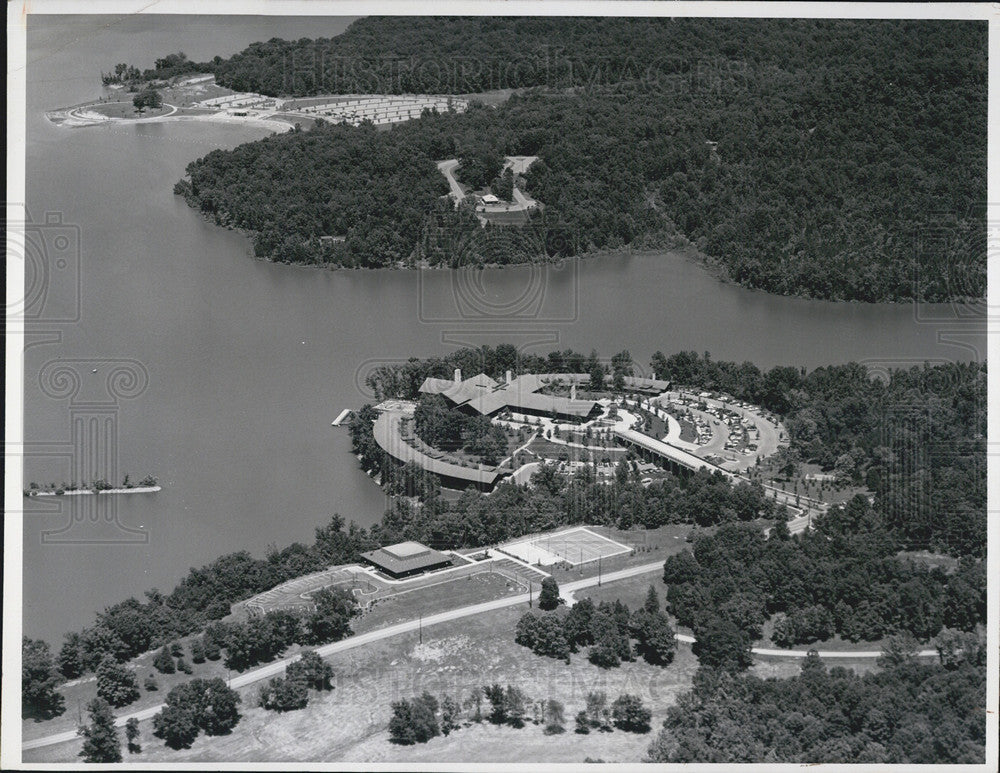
526, 436, 626, 464
355, 571, 522, 633
88, 101, 172, 119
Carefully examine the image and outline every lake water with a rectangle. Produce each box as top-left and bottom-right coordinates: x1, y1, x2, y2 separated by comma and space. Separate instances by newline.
20, 15, 987, 645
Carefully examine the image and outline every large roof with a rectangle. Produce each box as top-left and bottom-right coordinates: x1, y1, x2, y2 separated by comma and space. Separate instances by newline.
421, 371, 600, 418
418, 377, 455, 395
373, 411, 507, 485
360, 541, 452, 575
614, 426, 735, 479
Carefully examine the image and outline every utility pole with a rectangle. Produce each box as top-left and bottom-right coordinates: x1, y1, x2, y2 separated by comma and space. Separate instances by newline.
529, 581, 533, 607
598, 554, 602, 586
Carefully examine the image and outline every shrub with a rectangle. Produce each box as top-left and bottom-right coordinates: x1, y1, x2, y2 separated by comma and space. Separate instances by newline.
258, 676, 309, 712
153, 646, 175, 674
611, 694, 651, 733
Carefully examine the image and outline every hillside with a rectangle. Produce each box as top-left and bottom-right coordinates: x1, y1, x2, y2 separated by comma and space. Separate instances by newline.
171, 17, 986, 300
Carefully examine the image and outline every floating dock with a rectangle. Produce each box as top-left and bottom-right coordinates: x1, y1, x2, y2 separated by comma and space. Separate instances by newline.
331, 409, 352, 426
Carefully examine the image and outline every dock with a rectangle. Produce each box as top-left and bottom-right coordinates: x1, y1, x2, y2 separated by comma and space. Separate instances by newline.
331, 408, 353, 427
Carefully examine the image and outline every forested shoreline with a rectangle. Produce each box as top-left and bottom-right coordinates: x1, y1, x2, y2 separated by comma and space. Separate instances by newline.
168, 17, 984, 301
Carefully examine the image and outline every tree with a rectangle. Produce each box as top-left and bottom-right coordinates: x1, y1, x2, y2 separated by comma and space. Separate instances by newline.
286, 649, 334, 691
878, 632, 920, 669
389, 693, 440, 744
574, 710, 591, 734
388, 700, 418, 745
197, 678, 242, 735
133, 88, 162, 112
611, 694, 651, 733
153, 646, 176, 674
505, 685, 528, 728
563, 598, 596, 649
483, 683, 509, 725
58, 632, 86, 679
153, 678, 241, 748
175, 656, 193, 674
152, 702, 199, 750
125, 717, 141, 754
589, 606, 631, 668
144, 674, 159, 691
543, 698, 565, 734
440, 695, 461, 735
538, 577, 561, 611
258, 676, 309, 712
634, 610, 677, 666
190, 638, 206, 664
22, 638, 66, 720
589, 363, 606, 391
662, 550, 701, 585
202, 634, 222, 661
78, 698, 121, 763
691, 615, 753, 672
585, 691, 610, 730
95, 655, 140, 708
305, 587, 359, 645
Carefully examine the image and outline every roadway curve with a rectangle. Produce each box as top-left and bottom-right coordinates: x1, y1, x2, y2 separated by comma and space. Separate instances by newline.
21, 560, 938, 753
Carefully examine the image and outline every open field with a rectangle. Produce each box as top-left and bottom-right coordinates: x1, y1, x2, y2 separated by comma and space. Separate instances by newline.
25, 567, 811, 764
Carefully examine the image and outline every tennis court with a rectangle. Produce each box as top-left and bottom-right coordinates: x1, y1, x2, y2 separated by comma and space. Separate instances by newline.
501, 526, 632, 567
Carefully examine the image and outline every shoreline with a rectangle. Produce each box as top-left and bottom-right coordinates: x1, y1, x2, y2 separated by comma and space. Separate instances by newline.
25, 485, 161, 497
47, 104, 296, 134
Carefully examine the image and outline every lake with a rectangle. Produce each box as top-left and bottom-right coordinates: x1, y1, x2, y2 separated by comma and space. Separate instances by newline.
20, 15, 986, 645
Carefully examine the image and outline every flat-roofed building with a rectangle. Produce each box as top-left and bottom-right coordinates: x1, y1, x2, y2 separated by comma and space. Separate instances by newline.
360, 541, 453, 578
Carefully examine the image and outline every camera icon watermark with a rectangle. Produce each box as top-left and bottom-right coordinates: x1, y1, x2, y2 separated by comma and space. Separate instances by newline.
20, 358, 151, 544
5, 204, 83, 330
417, 220, 581, 325
911, 205, 992, 324
863, 356, 986, 556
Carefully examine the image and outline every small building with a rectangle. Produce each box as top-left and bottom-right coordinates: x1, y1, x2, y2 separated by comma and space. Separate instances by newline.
360, 541, 453, 579
481, 194, 500, 205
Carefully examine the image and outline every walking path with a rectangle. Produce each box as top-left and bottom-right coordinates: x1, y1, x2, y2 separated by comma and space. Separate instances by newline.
22, 561, 937, 753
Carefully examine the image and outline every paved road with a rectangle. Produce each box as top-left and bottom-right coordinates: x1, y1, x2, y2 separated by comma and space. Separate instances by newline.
437, 159, 465, 205
21, 559, 938, 753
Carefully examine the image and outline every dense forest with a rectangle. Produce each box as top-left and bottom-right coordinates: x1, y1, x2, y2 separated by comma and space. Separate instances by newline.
663, 512, 986, 648
170, 17, 985, 300
647, 642, 987, 763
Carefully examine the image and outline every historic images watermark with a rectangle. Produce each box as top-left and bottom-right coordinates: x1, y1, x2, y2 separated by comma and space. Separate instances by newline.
19, 358, 151, 544
8, 204, 152, 543
862, 356, 986, 554
280, 44, 753, 97
911, 205, 992, 325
